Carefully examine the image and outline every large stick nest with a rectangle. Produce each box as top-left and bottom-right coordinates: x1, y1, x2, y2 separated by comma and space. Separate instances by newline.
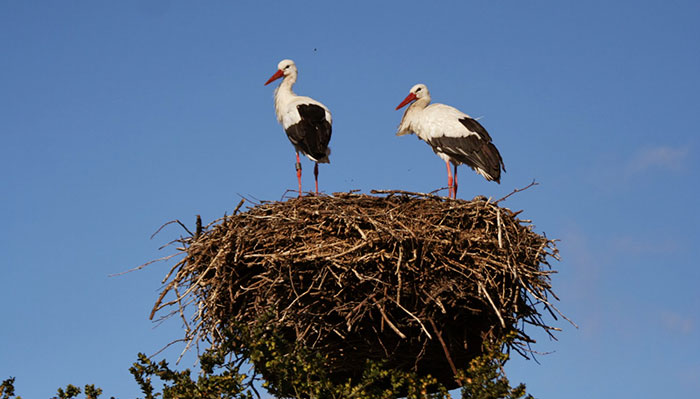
151, 189, 562, 390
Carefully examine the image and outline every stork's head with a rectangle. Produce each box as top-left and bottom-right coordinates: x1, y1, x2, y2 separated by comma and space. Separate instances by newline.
396, 83, 429, 110
265, 59, 297, 85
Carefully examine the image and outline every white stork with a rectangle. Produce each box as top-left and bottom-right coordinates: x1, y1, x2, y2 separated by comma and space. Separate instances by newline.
265, 59, 332, 196
395, 83, 505, 199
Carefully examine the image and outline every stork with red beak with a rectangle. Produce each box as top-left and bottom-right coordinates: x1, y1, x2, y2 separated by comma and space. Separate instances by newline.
265, 59, 332, 196
395, 83, 505, 199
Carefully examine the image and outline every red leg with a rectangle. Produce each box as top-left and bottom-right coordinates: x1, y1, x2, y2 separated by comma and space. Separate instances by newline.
295, 152, 302, 196
453, 164, 458, 199
314, 162, 319, 194
445, 160, 453, 198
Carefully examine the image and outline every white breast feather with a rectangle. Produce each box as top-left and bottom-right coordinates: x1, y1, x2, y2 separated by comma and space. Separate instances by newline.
418, 104, 478, 140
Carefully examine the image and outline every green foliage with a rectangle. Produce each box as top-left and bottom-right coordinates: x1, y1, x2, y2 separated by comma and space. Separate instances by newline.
54, 384, 105, 399
54, 385, 82, 399
2, 377, 105, 399
83, 385, 104, 399
1, 378, 21, 399
214, 316, 531, 399
459, 332, 533, 399
4, 328, 533, 399
129, 349, 255, 399
52, 384, 104, 399
224, 318, 449, 399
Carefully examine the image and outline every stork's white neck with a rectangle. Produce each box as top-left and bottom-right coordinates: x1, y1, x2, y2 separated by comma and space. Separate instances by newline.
408, 95, 431, 112
273, 74, 298, 124
398, 95, 431, 137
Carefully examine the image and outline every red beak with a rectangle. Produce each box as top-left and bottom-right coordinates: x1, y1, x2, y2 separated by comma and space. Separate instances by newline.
264, 69, 285, 86
395, 92, 417, 110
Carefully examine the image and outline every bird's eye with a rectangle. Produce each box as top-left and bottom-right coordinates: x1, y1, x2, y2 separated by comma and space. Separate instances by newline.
415, 87, 422, 92
284, 65, 290, 70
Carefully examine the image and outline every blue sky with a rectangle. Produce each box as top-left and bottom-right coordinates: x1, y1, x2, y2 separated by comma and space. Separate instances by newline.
1, 1, 699, 398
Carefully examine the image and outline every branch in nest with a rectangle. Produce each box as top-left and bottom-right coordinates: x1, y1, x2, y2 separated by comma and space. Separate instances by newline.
495, 179, 539, 205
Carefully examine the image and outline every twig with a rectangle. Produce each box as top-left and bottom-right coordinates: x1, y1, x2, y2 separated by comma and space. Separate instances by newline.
109, 252, 182, 277
479, 282, 506, 328
195, 215, 202, 238
429, 187, 449, 196
151, 219, 193, 239
494, 179, 539, 204
149, 338, 189, 359
497, 208, 503, 249
429, 318, 462, 387
374, 301, 406, 339
232, 199, 246, 215
236, 193, 260, 206
387, 297, 432, 339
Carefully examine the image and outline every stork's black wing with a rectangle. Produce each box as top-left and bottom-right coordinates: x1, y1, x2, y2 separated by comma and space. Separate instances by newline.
284, 104, 332, 162
458, 117, 492, 141
428, 117, 505, 182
